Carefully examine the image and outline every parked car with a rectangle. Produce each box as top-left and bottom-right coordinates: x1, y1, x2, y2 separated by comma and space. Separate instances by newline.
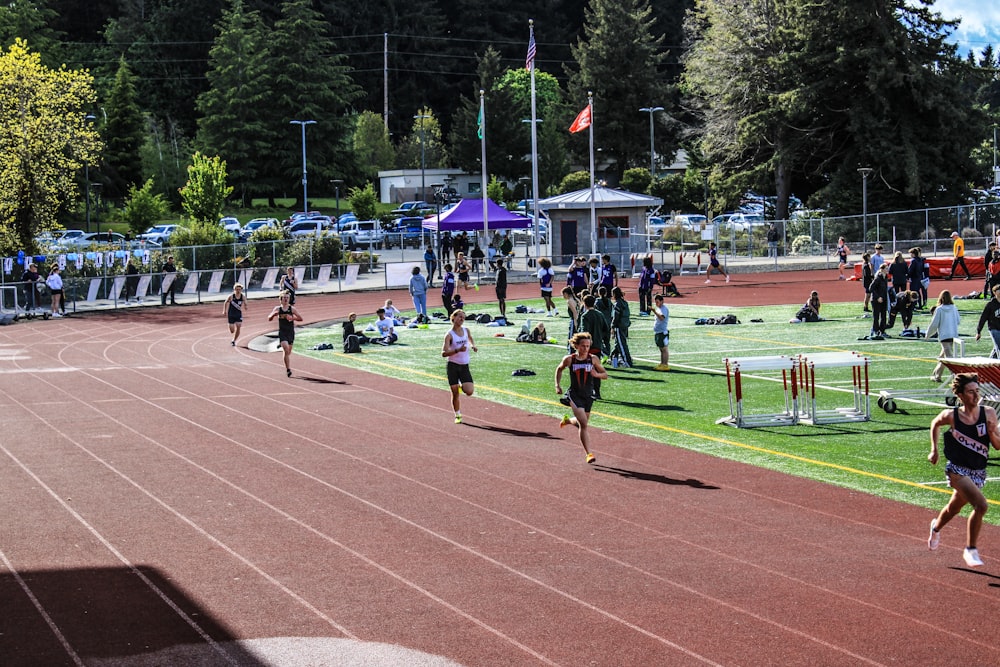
42, 229, 87, 251
220, 216, 242, 235
286, 220, 330, 239
391, 201, 430, 215
728, 213, 766, 232
239, 218, 279, 241
282, 211, 323, 226
673, 214, 707, 231
392, 217, 430, 249
339, 220, 386, 250
138, 224, 179, 245
337, 212, 357, 229
63, 232, 126, 248
511, 215, 548, 243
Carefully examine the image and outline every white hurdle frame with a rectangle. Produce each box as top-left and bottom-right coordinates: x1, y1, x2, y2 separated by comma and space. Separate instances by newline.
796, 352, 870, 425
717, 356, 799, 428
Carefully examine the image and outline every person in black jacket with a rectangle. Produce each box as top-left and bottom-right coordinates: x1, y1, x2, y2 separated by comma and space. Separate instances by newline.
975, 285, 1000, 358
868, 263, 890, 338
888, 252, 909, 294
908, 247, 927, 308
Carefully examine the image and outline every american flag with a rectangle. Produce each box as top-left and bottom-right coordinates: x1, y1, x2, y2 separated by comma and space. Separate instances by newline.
526, 27, 536, 71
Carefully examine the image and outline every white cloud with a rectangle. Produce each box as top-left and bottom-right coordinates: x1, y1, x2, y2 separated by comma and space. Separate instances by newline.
933, 1, 1000, 52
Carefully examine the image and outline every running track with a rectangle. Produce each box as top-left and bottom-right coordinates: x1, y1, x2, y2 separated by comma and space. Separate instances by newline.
2, 271, 998, 666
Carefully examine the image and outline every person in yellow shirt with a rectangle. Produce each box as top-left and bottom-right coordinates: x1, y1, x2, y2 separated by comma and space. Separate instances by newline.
950, 231, 971, 280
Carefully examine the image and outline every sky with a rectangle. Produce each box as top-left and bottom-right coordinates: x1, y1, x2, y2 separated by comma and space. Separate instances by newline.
933, 1, 1000, 58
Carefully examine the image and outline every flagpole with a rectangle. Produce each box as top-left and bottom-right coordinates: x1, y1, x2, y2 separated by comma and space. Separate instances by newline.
480, 89, 489, 249
587, 91, 596, 255
529, 19, 541, 264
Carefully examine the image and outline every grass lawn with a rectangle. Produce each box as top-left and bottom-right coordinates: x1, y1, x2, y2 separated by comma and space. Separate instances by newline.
293, 295, 1000, 523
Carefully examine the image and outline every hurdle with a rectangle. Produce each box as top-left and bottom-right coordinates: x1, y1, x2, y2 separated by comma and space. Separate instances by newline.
679, 252, 703, 276
941, 357, 1000, 410
796, 352, 870, 424
717, 356, 799, 428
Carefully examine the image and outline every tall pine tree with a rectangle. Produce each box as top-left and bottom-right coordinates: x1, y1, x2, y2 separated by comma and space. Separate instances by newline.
196, 0, 274, 207
264, 0, 363, 208
567, 0, 673, 182
103, 56, 146, 201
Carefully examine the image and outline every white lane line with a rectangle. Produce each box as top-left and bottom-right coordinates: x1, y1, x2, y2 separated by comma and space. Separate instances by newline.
0, 547, 85, 667
0, 445, 240, 667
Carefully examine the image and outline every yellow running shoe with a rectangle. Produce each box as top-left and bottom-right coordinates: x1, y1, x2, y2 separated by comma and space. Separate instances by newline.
585, 452, 596, 464
559, 415, 572, 428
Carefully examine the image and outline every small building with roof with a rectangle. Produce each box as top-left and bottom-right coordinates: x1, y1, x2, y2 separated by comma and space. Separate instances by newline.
538, 186, 663, 260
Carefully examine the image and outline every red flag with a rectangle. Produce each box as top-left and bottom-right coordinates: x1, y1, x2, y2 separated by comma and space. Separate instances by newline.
569, 105, 591, 133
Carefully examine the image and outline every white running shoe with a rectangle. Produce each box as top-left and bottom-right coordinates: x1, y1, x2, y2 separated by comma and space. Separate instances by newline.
928, 519, 940, 550
963, 547, 984, 567
725, 275, 730, 283
704, 279, 711, 284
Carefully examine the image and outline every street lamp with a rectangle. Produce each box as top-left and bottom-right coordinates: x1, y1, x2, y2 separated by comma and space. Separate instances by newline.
431, 182, 445, 278
414, 113, 431, 202
331, 179, 344, 216
83, 114, 96, 233
858, 167, 873, 250
639, 106, 664, 178
290, 120, 316, 213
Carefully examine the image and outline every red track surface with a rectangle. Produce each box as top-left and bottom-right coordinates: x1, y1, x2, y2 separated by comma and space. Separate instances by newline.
2, 270, 997, 666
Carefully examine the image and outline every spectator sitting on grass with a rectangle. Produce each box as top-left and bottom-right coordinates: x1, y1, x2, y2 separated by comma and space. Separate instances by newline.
452, 293, 465, 311
790, 291, 822, 323
374, 308, 398, 345
383, 299, 405, 324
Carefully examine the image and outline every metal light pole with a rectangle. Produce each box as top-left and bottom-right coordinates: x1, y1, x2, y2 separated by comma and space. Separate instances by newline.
290, 120, 316, 212
858, 167, 873, 250
83, 114, 96, 233
414, 114, 431, 202
331, 179, 343, 216
639, 106, 664, 178
700, 169, 710, 221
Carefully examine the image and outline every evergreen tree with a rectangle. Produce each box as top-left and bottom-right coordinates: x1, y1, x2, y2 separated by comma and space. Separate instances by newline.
0, 0, 64, 68
103, 56, 146, 201
264, 0, 363, 208
196, 0, 274, 207
567, 0, 673, 182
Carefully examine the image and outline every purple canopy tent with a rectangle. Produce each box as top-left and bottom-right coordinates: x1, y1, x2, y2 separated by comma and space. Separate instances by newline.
422, 198, 530, 232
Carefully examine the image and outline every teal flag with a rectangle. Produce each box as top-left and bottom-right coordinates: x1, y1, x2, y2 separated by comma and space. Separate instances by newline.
477, 107, 483, 140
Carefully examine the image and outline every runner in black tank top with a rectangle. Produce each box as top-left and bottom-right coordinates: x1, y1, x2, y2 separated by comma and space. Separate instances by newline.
223, 283, 248, 346
268, 291, 301, 377
927, 373, 1000, 567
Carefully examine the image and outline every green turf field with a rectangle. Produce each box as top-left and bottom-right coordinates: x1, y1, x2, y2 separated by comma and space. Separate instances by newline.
293, 296, 1000, 522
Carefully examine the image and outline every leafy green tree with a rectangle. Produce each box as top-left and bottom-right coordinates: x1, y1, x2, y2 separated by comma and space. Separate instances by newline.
348, 182, 377, 221
103, 56, 146, 201
196, 0, 274, 207
567, 0, 674, 181
558, 171, 591, 194
264, 0, 363, 208
179, 152, 233, 224
621, 167, 651, 194
397, 107, 448, 170
0, 39, 101, 254
683, 0, 984, 220
486, 175, 507, 204
352, 110, 395, 182
122, 178, 171, 236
